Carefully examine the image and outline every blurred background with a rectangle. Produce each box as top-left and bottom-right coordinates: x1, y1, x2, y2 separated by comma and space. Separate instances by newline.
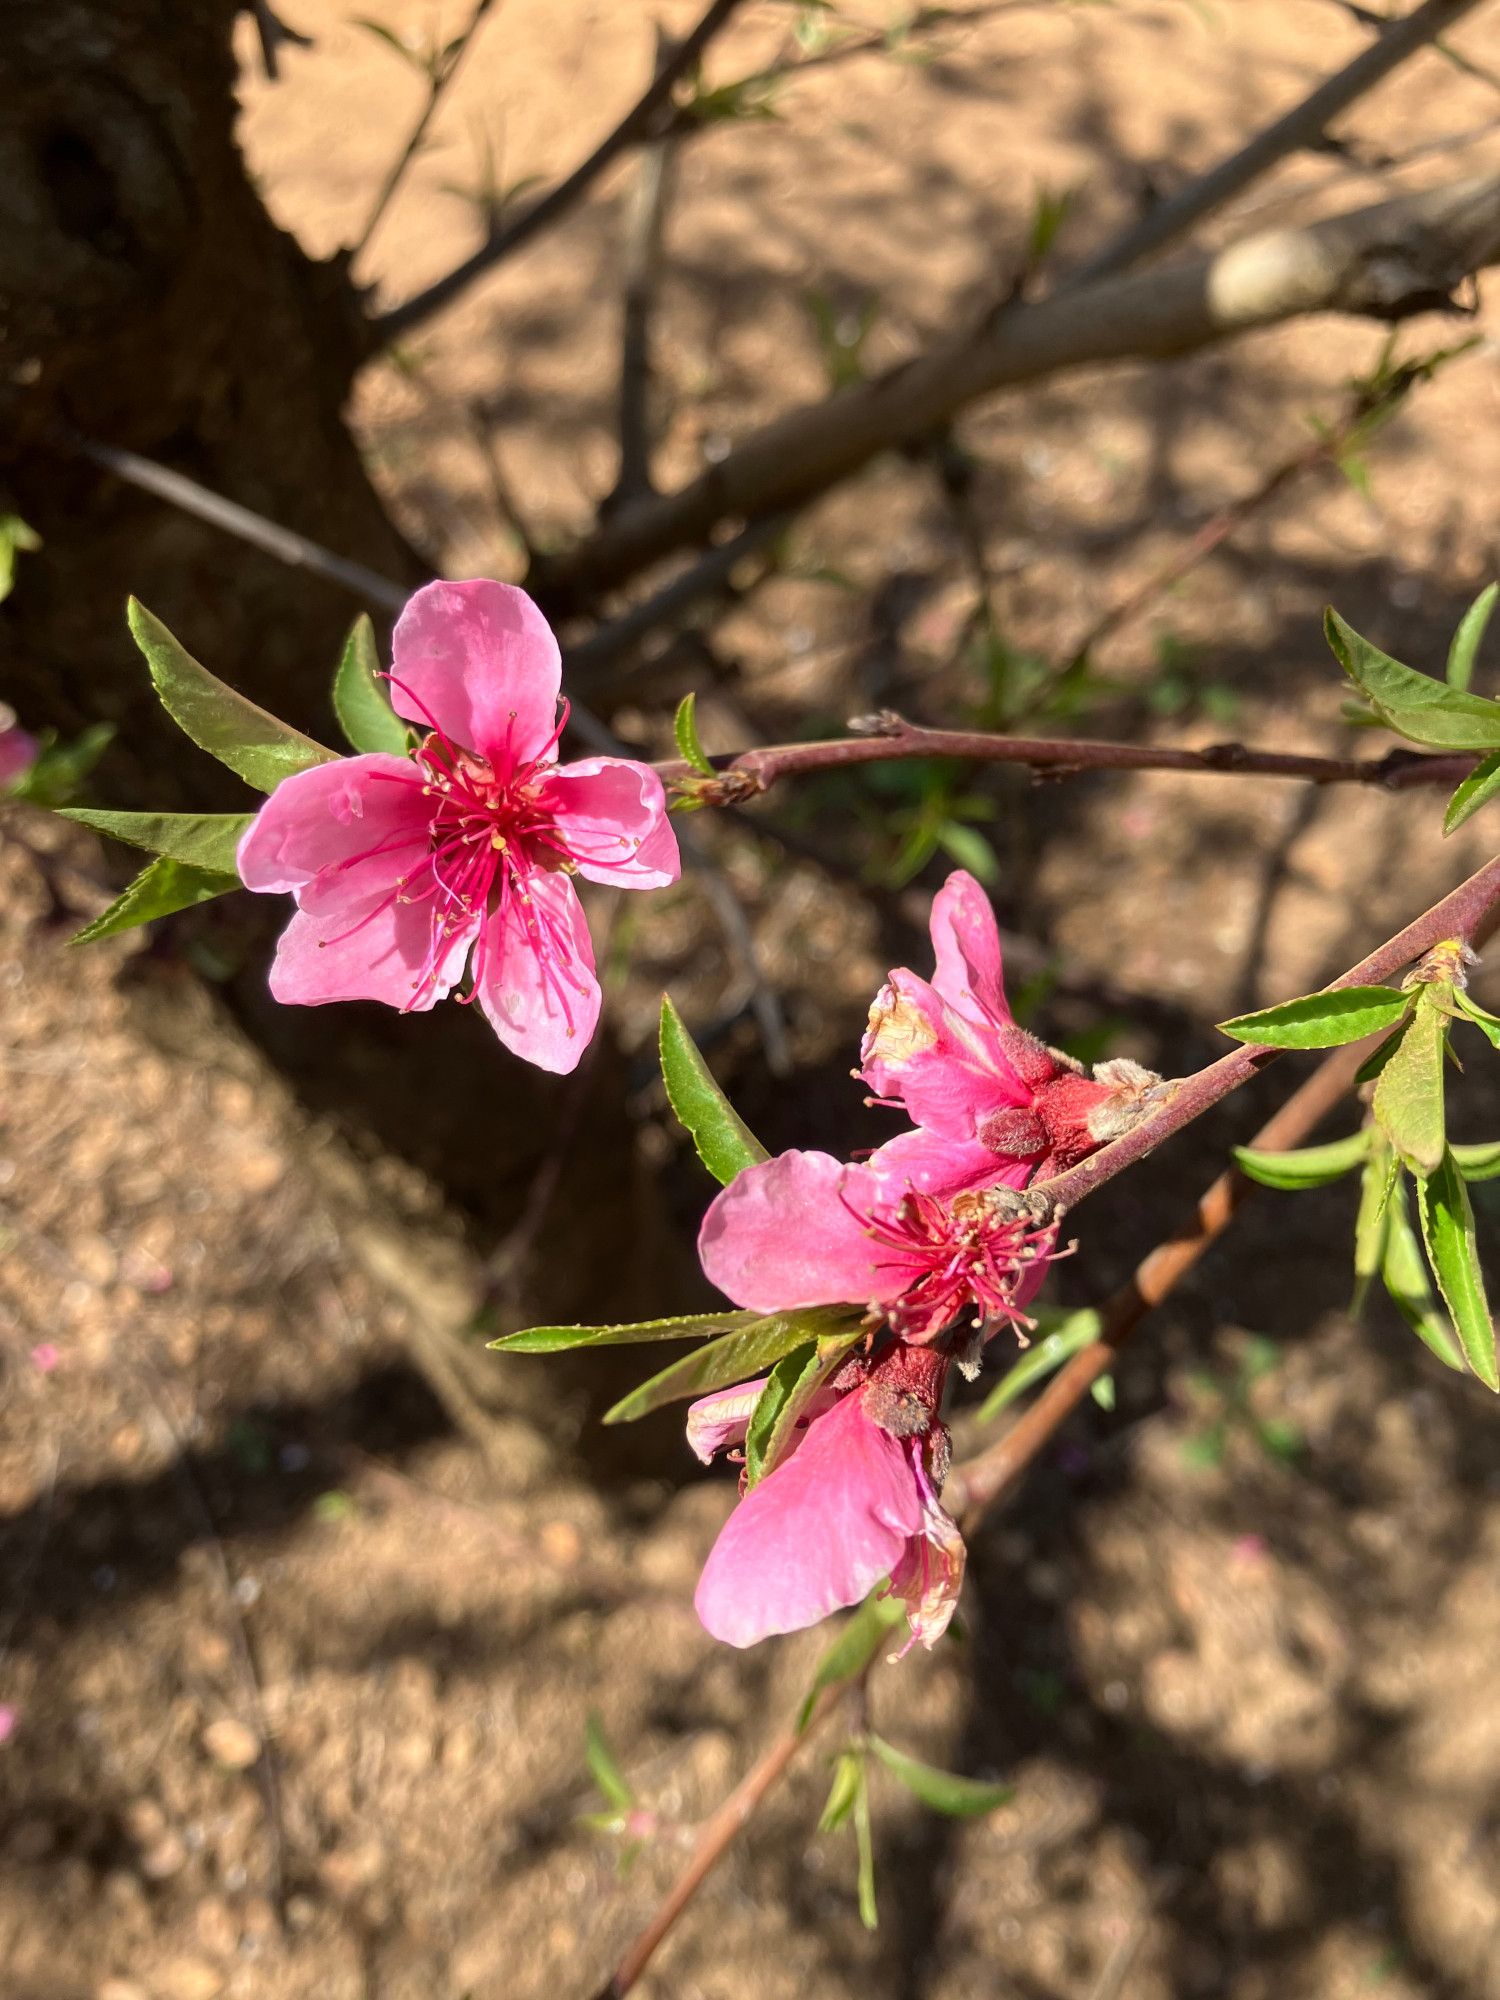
2, 2, 1500, 1995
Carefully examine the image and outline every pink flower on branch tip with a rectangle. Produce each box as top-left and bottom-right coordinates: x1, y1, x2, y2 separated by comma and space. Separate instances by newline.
699, 1144, 1056, 1345
238, 581, 679, 1072
692, 1343, 964, 1651
861, 870, 1157, 1177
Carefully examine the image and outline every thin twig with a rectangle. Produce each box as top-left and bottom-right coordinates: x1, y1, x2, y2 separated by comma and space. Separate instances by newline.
373, 0, 748, 344
1071, 0, 1490, 284
1033, 850, 1500, 1219
350, 0, 501, 268
604, 25, 681, 516
660, 712, 1476, 795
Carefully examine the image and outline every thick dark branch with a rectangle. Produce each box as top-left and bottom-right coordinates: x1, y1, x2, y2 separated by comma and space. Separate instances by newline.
1072, 0, 1489, 283
658, 713, 1475, 795
536, 173, 1500, 605
372, 0, 746, 344
1033, 851, 1500, 1218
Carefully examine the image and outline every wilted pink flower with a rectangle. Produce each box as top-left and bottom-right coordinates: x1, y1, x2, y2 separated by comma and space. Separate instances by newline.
861, 870, 1154, 1175
692, 1344, 963, 1649
0, 706, 38, 793
238, 580, 679, 1072
699, 1145, 1054, 1344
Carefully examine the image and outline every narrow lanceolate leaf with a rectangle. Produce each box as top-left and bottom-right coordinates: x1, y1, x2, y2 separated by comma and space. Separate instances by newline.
1218, 986, 1410, 1050
584, 1713, 634, 1812
1416, 1152, 1499, 1388
1451, 1138, 1500, 1182
1445, 580, 1498, 693
867, 1736, 1015, 1819
1233, 1130, 1370, 1191
1324, 608, 1500, 749
743, 1325, 866, 1486
976, 1309, 1102, 1421
798, 1593, 908, 1733
1372, 1000, 1446, 1175
672, 691, 714, 776
818, 1751, 864, 1834
128, 598, 337, 792
1381, 1178, 1464, 1372
71, 857, 241, 946
659, 994, 770, 1185
60, 809, 253, 875
1442, 749, 1500, 835
853, 1760, 878, 1931
601, 1308, 861, 1425
333, 614, 407, 755
1351, 1140, 1398, 1318
490, 1309, 764, 1354
1452, 989, 1500, 1051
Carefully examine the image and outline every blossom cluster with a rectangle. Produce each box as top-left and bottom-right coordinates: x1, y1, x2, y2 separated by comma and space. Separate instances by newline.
688, 873, 1153, 1652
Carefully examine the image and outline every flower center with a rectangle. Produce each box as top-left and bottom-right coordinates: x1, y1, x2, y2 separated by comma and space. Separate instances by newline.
862, 1185, 1052, 1342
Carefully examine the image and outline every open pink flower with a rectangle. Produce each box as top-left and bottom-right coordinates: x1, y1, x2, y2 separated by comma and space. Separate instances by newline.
692, 1344, 963, 1649
699, 1145, 1054, 1344
238, 580, 678, 1072
861, 870, 1145, 1174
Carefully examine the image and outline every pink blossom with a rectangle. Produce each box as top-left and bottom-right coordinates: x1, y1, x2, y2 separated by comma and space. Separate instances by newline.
29, 1343, 60, 1374
238, 580, 679, 1072
0, 706, 38, 793
699, 1145, 1054, 1344
0, 1705, 15, 1744
861, 870, 1147, 1175
693, 1345, 963, 1649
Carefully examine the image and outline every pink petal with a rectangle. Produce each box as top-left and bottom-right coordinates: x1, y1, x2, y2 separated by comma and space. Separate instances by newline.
266, 875, 475, 1010
698, 1153, 900, 1313
686, 1378, 769, 1464
862, 970, 1033, 1143
694, 1391, 924, 1647
866, 1127, 1030, 1200
0, 722, 38, 792
538, 756, 681, 889
390, 580, 562, 768
888, 1479, 966, 1651
475, 868, 601, 1073
237, 754, 428, 895
928, 870, 1010, 1028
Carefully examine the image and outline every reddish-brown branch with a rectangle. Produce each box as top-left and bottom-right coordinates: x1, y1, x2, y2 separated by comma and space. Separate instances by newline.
946, 1036, 1374, 1519
658, 714, 1474, 796
1034, 851, 1500, 1219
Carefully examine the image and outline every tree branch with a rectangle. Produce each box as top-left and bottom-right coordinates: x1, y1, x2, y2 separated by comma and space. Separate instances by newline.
1070, 0, 1489, 284
536, 173, 1500, 605
658, 712, 1476, 795
371, 0, 747, 345
1032, 850, 1500, 1219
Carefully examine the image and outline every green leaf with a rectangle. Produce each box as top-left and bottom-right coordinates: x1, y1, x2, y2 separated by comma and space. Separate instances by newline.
1324, 607, 1500, 749
659, 995, 770, 1185
1351, 1140, 1398, 1317
672, 692, 714, 776
1219, 985, 1411, 1050
71, 856, 240, 946
333, 614, 407, 755
744, 1331, 864, 1486
1445, 581, 1498, 692
490, 1310, 764, 1354
1452, 989, 1500, 1051
601, 1308, 861, 1425
584, 1713, 634, 1812
853, 1759, 878, 1931
818, 1751, 864, 1834
1372, 999, 1446, 1175
867, 1736, 1015, 1819
1416, 1152, 1499, 1388
976, 1309, 1102, 1421
1382, 1177, 1464, 1371
11, 723, 115, 808
798, 1592, 907, 1733
128, 598, 336, 793
1090, 1373, 1115, 1411
1233, 1130, 1370, 1190
1451, 1139, 1500, 1181
0, 513, 41, 603
1442, 749, 1500, 835
59, 809, 253, 874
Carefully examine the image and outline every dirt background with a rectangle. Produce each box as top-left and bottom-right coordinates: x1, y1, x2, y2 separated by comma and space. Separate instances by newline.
4, 3, 1500, 1997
